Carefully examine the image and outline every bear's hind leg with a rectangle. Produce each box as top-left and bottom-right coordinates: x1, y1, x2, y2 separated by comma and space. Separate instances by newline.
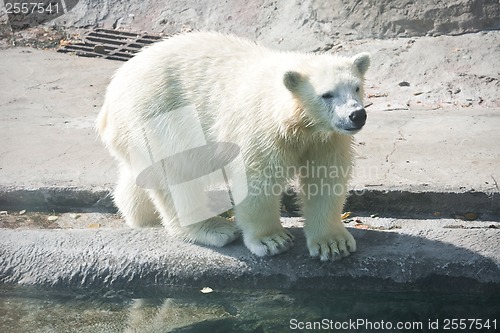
114, 166, 161, 227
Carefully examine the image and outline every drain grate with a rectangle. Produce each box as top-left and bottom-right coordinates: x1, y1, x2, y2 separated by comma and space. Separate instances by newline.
57, 28, 163, 61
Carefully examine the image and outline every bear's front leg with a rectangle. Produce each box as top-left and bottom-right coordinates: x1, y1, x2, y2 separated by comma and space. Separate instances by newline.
300, 164, 356, 261
235, 179, 294, 256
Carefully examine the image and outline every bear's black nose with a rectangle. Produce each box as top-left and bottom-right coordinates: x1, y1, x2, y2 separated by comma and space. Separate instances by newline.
349, 108, 367, 128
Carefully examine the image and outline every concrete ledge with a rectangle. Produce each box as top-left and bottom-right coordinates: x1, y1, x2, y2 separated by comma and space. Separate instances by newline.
0, 186, 115, 213
1, 225, 499, 293
2, 185, 499, 218
344, 188, 500, 217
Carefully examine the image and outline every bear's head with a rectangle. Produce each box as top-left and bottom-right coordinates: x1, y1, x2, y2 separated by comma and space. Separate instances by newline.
284, 52, 370, 135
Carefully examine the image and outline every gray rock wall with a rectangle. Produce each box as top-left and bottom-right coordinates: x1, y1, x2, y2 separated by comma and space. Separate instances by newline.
44, 0, 500, 50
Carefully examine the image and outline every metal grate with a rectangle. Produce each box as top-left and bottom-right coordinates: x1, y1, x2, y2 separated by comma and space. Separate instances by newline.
57, 28, 163, 61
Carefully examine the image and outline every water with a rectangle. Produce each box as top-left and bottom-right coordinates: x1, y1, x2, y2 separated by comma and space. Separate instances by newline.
0, 285, 498, 332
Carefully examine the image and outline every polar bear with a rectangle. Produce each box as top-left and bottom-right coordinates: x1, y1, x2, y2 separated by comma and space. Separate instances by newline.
97, 32, 370, 261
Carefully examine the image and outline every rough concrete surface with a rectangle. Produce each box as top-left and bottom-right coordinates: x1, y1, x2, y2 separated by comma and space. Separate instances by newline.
0, 48, 119, 189
0, 0, 499, 294
1, 217, 499, 293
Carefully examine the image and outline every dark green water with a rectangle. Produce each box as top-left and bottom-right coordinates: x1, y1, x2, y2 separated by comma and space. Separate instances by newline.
0, 285, 498, 332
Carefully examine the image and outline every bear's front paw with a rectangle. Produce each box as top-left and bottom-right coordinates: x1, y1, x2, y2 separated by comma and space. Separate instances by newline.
244, 229, 294, 257
307, 225, 356, 262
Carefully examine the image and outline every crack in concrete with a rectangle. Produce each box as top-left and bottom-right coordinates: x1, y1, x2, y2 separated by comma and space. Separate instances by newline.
383, 128, 407, 182
491, 175, 499, 191
26, 78, 62, 90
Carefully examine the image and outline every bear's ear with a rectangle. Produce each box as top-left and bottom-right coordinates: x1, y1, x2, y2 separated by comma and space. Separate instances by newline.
283, 71, 304, 92
351, 52, 371, 76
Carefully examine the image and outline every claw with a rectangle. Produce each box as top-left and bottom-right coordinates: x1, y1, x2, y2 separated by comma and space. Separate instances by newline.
245, 229, 295, 256
307, 228, 356, 262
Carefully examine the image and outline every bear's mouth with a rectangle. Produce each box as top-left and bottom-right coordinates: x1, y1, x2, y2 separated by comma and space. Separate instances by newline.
346, 125, 364, 132
334, 123, 364, 135
344, 127, 363, 133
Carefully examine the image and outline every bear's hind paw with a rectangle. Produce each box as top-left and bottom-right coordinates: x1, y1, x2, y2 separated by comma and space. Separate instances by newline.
244, 230, 294, 256
185, 217, 240, 248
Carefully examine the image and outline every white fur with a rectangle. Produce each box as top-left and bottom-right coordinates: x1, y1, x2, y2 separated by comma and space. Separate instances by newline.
97, 32, 370, 261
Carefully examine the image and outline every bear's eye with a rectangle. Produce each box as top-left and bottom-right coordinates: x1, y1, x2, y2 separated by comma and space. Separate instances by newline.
355, 86, 360, 93
321, 92, 334, 99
